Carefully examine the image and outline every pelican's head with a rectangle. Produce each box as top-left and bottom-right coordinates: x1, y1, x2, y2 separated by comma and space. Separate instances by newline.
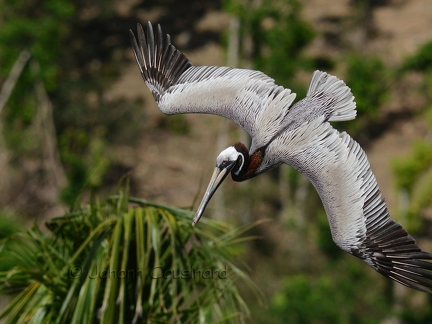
192, 143, 249, 226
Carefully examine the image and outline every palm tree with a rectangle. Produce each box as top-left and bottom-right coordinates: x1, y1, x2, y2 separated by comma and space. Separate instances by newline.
0, 188, 260, 323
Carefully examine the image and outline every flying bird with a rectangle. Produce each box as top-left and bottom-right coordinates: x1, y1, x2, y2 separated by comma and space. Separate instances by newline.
130, 22, 432, 293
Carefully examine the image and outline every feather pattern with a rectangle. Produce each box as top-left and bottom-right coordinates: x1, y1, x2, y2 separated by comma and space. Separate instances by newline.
279, 70, 357, 134
130, 22, 432, 293
270, 123, 432, 293
130, 22, 296, 148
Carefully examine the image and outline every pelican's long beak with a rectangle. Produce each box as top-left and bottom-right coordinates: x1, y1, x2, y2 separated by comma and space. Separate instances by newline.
192, 161, 237, 226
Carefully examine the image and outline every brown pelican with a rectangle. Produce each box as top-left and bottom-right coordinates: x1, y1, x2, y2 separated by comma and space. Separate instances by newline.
130, 22, 432, 293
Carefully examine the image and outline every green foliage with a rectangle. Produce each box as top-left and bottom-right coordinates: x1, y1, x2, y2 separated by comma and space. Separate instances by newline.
410, 167, 432, 216
399, 301, 432, 324
0, 1, 74, 151
157, 115, 191, 135
391, 40, 432, 233
0, 191, 260, 323
391, 139, 432, 230
0, 213, 24, 272
0, 0, 74, 91
248, 3, 316, 84
401, 40, 432, 104
391, 38, 432, 227
391, 140, 432, 192
0, 214, 22, 240
269, 262, 390, 323
0, 1, 145, 208
223, 0, 330, 95
401, 41, 432, 73
59, 127, 110, 205
345, 54, 389, 119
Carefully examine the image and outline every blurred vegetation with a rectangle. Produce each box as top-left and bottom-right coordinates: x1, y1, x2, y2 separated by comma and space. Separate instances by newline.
391, 40, 432, 233
223, 0, 332, 97
156, 114, 191, 135
0, 0, 144, 208
0, 189, 260, 323
344, 54, 389, 131
0, 213, 24, 273
401, 41, 432, 73
269, 268, 390, 323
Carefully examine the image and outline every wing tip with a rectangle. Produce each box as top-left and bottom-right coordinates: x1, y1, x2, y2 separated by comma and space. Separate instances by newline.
130, 21, 192, 99
358, 216, 432, 293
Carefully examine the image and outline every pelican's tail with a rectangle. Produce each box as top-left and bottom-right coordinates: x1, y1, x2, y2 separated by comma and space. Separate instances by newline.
129, 22, 192, 102
307, 70, 356, 122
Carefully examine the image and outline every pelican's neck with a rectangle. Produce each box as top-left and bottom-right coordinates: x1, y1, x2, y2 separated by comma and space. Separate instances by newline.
231, 142, 265, 182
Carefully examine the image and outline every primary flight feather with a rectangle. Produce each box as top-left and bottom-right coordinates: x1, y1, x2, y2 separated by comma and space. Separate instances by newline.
130, 22, 432, 293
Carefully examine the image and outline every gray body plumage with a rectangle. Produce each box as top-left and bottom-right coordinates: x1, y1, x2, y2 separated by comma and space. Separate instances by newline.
130, 22, 432, 293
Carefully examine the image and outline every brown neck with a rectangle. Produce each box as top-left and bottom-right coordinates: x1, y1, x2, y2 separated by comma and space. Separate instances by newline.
231, 142, 264, 182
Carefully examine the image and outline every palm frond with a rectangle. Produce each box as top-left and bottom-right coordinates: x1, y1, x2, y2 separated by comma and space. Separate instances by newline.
0, 190, 261, 323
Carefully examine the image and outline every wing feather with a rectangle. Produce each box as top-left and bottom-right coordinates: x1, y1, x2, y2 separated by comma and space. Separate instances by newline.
130, 22, 296, 145
272, 121, 432, 293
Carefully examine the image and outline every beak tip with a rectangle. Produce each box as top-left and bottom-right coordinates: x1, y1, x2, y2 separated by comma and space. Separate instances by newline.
192, 214, 200, 226
192, 164, 232, 228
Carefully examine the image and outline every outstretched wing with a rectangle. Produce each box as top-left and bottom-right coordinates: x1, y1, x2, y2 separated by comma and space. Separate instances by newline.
129, 22, 296, 146
272, 119, 432, 293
